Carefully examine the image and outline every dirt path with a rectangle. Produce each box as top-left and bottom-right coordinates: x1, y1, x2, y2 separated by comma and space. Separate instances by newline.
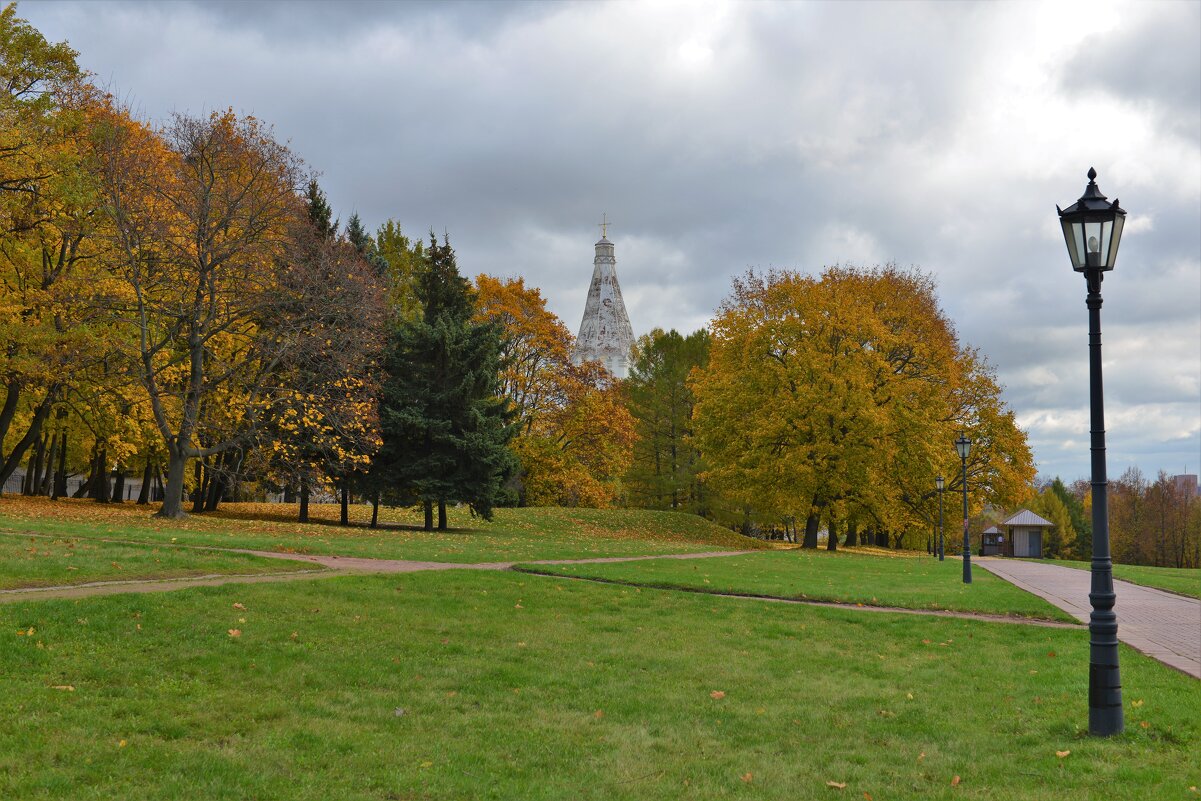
977, 557, 1200, 678
0, 549, 756, 603
3, 547, 1078, 628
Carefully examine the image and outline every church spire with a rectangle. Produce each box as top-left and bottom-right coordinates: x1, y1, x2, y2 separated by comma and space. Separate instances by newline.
572, 219, 634, 378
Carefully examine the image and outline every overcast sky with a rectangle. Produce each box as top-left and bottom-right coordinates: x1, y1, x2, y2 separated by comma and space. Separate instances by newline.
24, 0, 1201, 484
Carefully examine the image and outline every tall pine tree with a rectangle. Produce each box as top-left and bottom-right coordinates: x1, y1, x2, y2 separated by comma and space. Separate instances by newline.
374, 234, 515, 530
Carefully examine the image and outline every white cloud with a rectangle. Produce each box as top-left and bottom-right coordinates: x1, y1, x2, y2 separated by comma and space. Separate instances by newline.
21, 0, 1199, 482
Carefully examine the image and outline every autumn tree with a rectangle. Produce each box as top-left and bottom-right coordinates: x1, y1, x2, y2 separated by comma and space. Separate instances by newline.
93, 107, 313, 518
0, 4, 101, 492
472, 274, 635, 507
692, 266, 1034, 547
625, 328, 709, 513
250, 184, 386, 523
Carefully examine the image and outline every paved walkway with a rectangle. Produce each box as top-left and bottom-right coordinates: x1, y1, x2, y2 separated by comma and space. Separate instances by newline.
976, 557, 1200, 679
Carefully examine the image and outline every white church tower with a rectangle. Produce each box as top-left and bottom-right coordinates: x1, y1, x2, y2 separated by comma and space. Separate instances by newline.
572, 215, 634, 378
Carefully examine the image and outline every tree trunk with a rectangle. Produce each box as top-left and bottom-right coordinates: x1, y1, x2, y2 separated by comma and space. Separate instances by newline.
0, 386, 54, 490
136, 459, 153, 505
802, 513, 819, 549
39, 432, 57, 495
875, 528, 889, 548
204, 460, 224, 512
52, 431, 68, 499
826, 516, 839, 552
191, 457, 207, 513
299, 481, 310, 523
91, 448, 110, 503
370, 492, 379, 529
340, 483, 349, 526
845, 520, 858, 547
25, 432, 47, 495
423, 499, 433, 531
438, 500, 447, 531
283, 485, 296, 503
155, 450, 189, 518
110, 468, 126, 503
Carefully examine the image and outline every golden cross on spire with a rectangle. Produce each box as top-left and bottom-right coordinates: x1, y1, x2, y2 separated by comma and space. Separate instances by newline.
598, 212, 612, 239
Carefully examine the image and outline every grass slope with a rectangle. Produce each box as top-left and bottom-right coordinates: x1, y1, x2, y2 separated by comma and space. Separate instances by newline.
519, 549, 1077, 621
0, 533, 311, 590
0, 498, 765, 564
0, 571, 1195, 800
1050, 559, 1201, 600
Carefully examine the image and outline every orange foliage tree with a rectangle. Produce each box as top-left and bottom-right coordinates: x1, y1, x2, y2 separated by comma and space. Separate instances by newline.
474, 274, 635, 507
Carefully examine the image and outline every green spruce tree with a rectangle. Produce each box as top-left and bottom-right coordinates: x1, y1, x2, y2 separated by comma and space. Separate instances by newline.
375, 234, 516, 530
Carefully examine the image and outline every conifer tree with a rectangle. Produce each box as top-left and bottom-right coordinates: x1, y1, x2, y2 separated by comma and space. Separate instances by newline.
375, 234, 515, 530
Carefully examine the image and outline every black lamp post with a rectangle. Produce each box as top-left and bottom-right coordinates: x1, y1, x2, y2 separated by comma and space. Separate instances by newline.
1057, 167, 1126, 736
953, 434, 971, 584
936, 475, 945, 561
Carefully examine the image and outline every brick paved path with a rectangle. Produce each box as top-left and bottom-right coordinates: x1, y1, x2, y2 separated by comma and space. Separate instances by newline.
976, 557, 1200, 678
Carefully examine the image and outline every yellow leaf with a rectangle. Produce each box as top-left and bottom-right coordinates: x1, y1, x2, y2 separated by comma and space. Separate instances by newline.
228, 629, 241, 638
1056, 750, 1070, 759
826, 780, 847, 789
710, 690, 726, 699
118, 739, 127, 748
51, 685, 75, 692
1131, 699, 1144, 708
233, 603, 246, 610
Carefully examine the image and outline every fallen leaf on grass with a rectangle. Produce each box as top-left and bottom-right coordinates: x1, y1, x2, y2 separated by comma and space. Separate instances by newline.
594, 709, 604, 719
826, 780, 847, 789
1139, 721, 1149, 729
227, 629, 241, 638
1131, 699, 1144, 708
118, 739, 126, 748
864, 793, 873, 800
289, 631, 298, 640
918, 752, 925, 762
710, 690, 726, 699
740, 772, 753, 783
1056, 750, 1070, 759
51, 685, 74, 691
951, 775, 961, 787
232, 603, 246, 610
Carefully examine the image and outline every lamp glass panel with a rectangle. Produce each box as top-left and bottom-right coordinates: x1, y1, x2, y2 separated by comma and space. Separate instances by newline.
1106, 214, 1125, 268
1067, 220, 1086, 268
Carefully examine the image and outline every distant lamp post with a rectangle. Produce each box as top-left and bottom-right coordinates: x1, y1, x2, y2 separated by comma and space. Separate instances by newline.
1058, 166, 1126, 737
936, 475, 945, 561
953, 434, 971, 584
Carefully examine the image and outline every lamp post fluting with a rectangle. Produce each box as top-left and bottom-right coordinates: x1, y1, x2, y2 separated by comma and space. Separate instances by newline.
1057, 167, 1126, 736
936, 475, 945, 561
953, 435, 971, 584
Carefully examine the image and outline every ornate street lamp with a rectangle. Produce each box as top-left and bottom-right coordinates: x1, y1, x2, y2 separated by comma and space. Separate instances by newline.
936, 475, 945, 561
953, 434, 971, 584
1058, 167, 1126, 736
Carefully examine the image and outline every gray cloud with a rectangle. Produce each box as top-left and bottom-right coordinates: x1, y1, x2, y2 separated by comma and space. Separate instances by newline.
22, 0, 1201, 483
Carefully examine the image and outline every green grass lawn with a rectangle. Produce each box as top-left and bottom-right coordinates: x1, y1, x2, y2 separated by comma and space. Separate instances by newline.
519, 549, 1078, 622
0, 532, 312, 590
0, 497, 765, 564
1050, 559, 1201, 600
0, 570, 1195, 800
